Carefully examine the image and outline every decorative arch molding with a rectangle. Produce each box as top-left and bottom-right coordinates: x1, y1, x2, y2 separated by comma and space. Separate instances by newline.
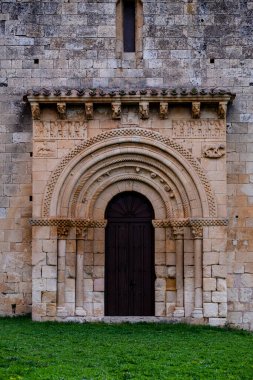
42, 128, 217, 219
67, 154, 191, 219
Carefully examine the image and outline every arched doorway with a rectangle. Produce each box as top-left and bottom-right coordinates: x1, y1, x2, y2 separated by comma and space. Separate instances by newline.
105, 191, 155, 316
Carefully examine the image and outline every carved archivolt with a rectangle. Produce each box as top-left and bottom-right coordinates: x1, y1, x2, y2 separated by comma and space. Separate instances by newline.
42, 129, 217, 219
68, 154, 190, 219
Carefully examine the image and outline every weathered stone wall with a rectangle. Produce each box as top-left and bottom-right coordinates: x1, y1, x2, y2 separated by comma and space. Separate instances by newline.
0, 0, 252, 328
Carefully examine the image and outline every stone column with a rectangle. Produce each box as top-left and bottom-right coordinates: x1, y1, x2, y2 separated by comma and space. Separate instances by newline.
173, 226, 185, 318
75, 227, 87, 316
57, 225, 69, 317
192, 225, 203, 318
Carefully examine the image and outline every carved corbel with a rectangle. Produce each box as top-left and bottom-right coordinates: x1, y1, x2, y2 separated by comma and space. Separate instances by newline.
191, 226, 203, 239
31, 102, 40, 120
139, 102, 149, 119
192, 102, 201, 119
218, 102, 227, 119
85, 102, 93, 120
160, 102, 168, 119
112, 102, 121, 119
57, 103, 66, 119
57, 225, 70, 239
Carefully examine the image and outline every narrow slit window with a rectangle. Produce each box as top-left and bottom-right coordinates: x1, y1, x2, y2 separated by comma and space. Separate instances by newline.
123, 0, 136, 52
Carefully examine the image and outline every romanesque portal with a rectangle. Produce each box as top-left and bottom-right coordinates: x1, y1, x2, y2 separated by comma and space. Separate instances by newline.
29, 89, 233, 325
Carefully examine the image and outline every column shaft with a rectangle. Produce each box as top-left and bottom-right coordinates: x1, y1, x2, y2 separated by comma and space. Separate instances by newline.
76, 239, 84, 308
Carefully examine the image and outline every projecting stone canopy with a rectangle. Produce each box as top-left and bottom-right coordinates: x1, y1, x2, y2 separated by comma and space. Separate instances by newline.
26, 87, 235, 121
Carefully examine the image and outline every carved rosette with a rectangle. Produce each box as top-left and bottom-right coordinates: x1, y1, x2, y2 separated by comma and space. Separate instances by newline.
85, 103, 93, 120
192, 102, 201, 119
57, 103, 66, 119
31, 103, 40, 120
112, 102, 121, 119
139, 102, 149, 119
218, 102, 227, 119
160, 102, 168, 119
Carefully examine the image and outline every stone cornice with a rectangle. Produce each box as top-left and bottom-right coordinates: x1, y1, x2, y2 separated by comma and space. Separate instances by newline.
25, 87, 235, 105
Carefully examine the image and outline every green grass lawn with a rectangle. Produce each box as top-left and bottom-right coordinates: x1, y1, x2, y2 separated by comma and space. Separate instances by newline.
0, 317, 252, 380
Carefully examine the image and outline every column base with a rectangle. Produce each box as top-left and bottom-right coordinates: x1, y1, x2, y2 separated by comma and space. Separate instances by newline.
173, 307, 185, 318
75, 307, 86, 316
192, 308, 203, 319
57, 306, 67, 317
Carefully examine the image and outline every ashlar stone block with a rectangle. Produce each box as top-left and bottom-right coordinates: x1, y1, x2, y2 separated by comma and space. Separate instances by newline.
203, 303, 218, 317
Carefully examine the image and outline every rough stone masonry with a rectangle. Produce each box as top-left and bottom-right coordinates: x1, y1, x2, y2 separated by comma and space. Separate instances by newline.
0, 0, 252, 329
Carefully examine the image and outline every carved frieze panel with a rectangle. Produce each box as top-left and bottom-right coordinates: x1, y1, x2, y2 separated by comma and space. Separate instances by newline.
33, 121, 87, 140
172, 119, 225, 139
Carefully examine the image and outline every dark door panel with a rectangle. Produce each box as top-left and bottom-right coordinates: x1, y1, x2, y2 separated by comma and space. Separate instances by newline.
105, 192, 155, 316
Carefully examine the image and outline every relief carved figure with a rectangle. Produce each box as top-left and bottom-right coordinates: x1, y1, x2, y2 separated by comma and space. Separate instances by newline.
192, 102, 201, 119
34, 141, 56, 157
203, 144, 226, 158
160, 102, 168, 119
31, 103, 40, 120
57, 103, 66, 119
85, 103, 93, 120
139, 102, 149, 119
112, 102, 121, 119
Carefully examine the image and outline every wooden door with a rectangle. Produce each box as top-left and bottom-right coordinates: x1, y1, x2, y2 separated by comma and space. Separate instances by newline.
105, 192, 155, 316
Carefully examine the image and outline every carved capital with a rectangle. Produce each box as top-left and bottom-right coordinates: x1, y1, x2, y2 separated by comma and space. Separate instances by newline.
112, 102, 121, 119
172, 226, 184, 239
57, 225, 70, 239
191, 226, 203, 239
160, 102, 168, 119
139, 102, 149, 119
192, 102, 201, 119
31, 103, 40, 120
57, 103, 66, 119
85, 102, 93, 120
76, 227, 88, 240
218, 102, 227, 119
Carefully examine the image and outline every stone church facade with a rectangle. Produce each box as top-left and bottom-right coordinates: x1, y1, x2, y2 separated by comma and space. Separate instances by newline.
0, 1, 252, 329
